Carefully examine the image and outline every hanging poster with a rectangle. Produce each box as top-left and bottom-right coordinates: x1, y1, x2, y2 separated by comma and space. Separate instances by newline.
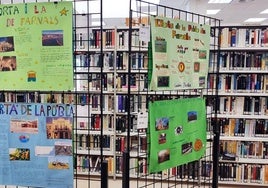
0, 2, 73, 91
148, 98, 207, 173
149, 16, 210, 91
0, 103, 74, 188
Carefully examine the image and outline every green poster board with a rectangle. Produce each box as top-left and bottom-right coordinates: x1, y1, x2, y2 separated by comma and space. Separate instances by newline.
148, 97, 207, 173
149, 16, 210, 91
0, 2, 73, 91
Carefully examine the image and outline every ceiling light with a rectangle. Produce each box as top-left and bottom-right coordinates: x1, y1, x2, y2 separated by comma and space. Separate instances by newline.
244, 18, 267, 22
208, 0, 232, 3
206, 9, 220, 15
260, 9, 268, 14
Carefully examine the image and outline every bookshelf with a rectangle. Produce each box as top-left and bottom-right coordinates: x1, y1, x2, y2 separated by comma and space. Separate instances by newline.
73, 25, 150, 178
72, 1, 221, 187
208, 25, 268, 186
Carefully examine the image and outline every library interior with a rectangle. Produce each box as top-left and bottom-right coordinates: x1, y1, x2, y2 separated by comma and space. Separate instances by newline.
0, 0, 268, 188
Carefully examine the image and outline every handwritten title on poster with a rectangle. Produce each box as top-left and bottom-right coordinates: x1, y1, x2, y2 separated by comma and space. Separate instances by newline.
0, 2, 73, 90
149, 16, 210, 91
0, 103, 74, 188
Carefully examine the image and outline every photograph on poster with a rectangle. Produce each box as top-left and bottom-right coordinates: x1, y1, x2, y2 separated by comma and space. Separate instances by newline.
55, 141, 72, 156
10, 119, 38, 134
175, 125, 183, 135
158, 149, 170, 163
155, 39, 167, 52
157, 76, 169, 87
199, 76, 206, 87
48, 156, 70, 170
155, 117, 169, 131
0, 36, 14, 52
9, 148, 30, 161
0, 56, 17, 71
158, 133, 166, 144
187, 111, 197, 122
42, 30, 63, 46
181, 142, 193, 155
46, 117, 72, 139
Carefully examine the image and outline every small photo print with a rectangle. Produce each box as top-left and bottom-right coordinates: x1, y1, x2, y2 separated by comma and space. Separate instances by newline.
155, 117, 169, 131
188, 111, 197, 122
0, 36, 15, 52
0, 56, 16, 71
155, 40, 167, 53
42, 30, 63, 46
181, 142, 192, 155
10, 119, 38, 134
55, 141, 72, 156
157, 76, 169, 87
199, 50, 207, 59
158, 149, 170, 163
48, 156, 70, 170
9, 148, 30, 161
46, 117, 72, 139
199, 76, 206, 87
194, 62, 200, 72
158, 133, 167, 144
175, 125, 183, 135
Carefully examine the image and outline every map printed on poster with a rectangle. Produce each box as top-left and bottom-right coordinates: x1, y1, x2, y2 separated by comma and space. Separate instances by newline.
149, 16, 211, 91
0, 103, 74, 188
0, 2, 73, 91
148, 98, 207, 173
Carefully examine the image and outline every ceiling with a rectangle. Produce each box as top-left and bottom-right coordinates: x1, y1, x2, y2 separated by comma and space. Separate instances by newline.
160, 0, 268, 25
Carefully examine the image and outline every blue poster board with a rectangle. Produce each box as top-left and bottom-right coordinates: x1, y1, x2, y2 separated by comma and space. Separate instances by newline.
0, 103, 74, 188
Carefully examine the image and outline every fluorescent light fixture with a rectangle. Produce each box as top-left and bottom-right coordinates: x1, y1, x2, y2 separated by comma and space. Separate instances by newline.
244, 18, 267, 22
75, 0, 160, 18
208, 0, 232, 3
92, 21, 106, 26
260, 9, 268, 14
206, 9, 220, 15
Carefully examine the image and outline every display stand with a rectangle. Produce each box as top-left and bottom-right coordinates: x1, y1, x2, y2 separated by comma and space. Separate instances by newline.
123, 0, 221, 188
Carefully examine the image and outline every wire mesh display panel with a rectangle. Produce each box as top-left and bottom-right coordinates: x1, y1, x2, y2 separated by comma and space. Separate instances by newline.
0, 0, 104, 187
122, 1, 221, 187
0, 0, 221, 188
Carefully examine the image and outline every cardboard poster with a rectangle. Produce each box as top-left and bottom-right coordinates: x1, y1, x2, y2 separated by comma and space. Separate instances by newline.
148, 98, 207, 173
0, 2, 73, 90
0, 103, 74, 188
149, 16, 210, 91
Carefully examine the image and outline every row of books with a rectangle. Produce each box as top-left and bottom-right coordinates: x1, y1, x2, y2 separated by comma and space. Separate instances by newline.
75, 72, 148, 92
76, 29, 145, 50
75, 154, 268, 184
91, 94, 147, 113
218, 162, 268, 184
75, 155, 146, 175
77, 30, 116, 49
208, 73, 268, 92
116, 52, 149, 70
75, 51, 149, 71
214, 52, 268, 71
220, 140, 268, 160
75, 132, 147, 152
135, 160, 213, 180
216, 118, 268, 137
0, 92, 74, 104
75, 155, 115, 174
76, 115, 132, 132
214, 96, 268, 115
220, 27, 268, 48
76, 134, 112, 150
